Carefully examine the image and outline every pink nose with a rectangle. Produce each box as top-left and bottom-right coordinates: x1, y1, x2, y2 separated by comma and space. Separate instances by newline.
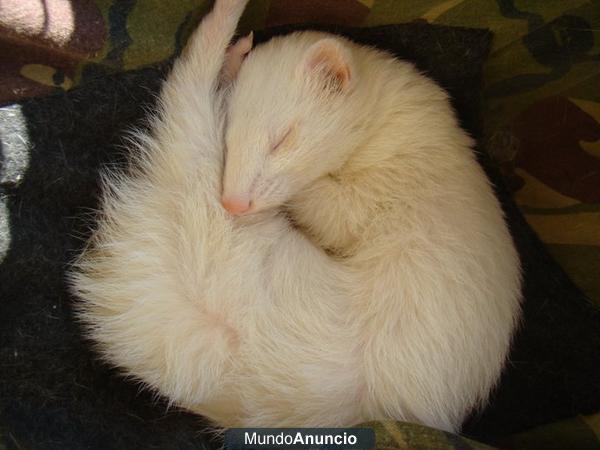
221, 195, 251, 215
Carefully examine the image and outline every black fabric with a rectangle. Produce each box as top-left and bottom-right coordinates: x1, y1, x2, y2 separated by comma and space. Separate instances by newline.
0, 24, 598, 450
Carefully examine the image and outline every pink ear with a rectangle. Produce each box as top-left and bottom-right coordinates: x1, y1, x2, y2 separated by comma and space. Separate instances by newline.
221, 31, 254, 83
305, 39, 353, 91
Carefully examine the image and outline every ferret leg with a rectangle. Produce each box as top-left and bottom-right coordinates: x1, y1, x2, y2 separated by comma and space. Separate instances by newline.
289, 175, 372, 255
160, 0, 250, 117
155, 0, 251, 180
175, 0, 250, 88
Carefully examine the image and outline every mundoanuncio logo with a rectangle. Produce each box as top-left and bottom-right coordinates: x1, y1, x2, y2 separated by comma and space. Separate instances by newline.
224, 428, 375, 449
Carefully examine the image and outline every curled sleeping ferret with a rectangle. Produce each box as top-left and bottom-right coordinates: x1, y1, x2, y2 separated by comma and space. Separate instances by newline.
69, 0, 522, 433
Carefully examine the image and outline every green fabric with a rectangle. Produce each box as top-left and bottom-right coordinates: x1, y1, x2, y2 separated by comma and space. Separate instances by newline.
2, 0, 598, 307
354, 413, 600, 449
496, 412, 600, 450
365, 420, 497, 449
0, 1, 598, 449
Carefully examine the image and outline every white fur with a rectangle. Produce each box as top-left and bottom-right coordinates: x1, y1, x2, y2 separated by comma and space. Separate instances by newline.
69, 0, 522, 434
223, 32, 522, 431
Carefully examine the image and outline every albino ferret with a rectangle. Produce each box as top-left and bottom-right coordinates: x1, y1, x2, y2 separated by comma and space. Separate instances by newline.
69, 0, 522, 434
222, 31, 522, 431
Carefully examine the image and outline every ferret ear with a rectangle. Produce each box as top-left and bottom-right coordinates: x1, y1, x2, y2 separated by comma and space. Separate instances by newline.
221, 31, 254, 85
304, 38, 353, 92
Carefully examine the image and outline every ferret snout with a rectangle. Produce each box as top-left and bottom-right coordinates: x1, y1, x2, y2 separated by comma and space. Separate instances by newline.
221, 194, 252, 216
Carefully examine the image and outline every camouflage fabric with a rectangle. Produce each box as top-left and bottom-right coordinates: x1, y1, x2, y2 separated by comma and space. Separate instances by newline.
0, 415, 598, 449
361, 412, 600, 449
1, 1, 598, 307
0, 1, 599, 449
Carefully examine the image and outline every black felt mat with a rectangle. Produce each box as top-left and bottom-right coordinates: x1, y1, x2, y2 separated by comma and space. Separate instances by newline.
0, 24, 598, 450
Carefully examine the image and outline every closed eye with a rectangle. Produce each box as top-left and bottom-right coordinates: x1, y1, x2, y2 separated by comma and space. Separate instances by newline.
270, 127, 293, 153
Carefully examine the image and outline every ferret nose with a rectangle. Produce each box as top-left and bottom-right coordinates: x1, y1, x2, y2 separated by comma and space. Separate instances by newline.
221, 195, 251, 216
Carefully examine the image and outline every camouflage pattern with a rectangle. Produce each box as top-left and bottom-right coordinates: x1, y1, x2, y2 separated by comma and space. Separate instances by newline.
361, 412, 600, 449
1, 0, 598, 307
0, 1, 598, 449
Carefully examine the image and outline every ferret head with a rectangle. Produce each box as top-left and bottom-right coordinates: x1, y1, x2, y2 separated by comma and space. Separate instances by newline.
222, 32, 359, 216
